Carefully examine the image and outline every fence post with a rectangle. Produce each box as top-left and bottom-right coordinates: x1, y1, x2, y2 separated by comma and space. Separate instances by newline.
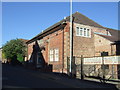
112, 64, 114, 79
67, 57, 70, 75
81, 55, 84, 80
102, 56, 105, 83
101, 52, 107, 83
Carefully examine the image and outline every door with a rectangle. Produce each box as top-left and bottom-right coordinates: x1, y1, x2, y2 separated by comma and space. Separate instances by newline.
36, 52, 42, 68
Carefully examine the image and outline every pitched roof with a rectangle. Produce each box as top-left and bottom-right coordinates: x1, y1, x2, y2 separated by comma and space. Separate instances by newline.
106, 28, 120, 39
66, 12, 104, 28
26, 12, 108, 44
19, 39, 29, 43
96, 28, 120, 42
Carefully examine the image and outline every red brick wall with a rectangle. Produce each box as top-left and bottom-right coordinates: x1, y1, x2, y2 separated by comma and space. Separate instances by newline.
47, 28, 64, 72
27, 21, 117, 73
27, 42, 35, 60
27, 25, 65, 72
63, 22, 70, 71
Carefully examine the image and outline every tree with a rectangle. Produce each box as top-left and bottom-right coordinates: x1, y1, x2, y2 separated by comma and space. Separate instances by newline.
2, 39, 27, 63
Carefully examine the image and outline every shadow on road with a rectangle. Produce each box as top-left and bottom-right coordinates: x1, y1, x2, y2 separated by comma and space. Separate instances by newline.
2, 64, 119, 89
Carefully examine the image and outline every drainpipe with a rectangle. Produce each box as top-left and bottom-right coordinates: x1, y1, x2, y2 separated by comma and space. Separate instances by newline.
62, 26, 64, 73
69, 0, 75, 76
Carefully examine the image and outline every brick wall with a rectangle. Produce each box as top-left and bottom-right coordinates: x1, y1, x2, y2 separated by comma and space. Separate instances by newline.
47, 28, 64, 72
27, 42, 35, 60
63, 22, 70, 71
27, 21, 117, 73
27, 25, 65, 72
92, 27, 108, 35
72, 23, 116, 57
94, 34, 113, 56
62, 22, 115, 72
73, 23, 95, 57
0, 49, 2, 62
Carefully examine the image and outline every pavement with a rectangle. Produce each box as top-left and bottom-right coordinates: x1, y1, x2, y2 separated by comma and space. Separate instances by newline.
2, 64, 119, 89
84, 77, 120, 89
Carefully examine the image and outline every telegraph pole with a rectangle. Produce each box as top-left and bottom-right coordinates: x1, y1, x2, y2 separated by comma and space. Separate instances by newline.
69, 0, 73, 76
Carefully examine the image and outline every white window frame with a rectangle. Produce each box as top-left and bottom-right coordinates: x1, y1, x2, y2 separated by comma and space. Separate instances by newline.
84, 28, 87, 36
49, 48, 59, 62
50, 49, 54, 61
80, 28, 83, 36
76, 26, 91, 38
54, 49, 59, 61
76, 27, 79, 36
87, 29, 90, 37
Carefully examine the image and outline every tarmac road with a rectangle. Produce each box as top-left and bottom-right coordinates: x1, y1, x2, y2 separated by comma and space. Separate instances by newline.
2, 64, 118, 89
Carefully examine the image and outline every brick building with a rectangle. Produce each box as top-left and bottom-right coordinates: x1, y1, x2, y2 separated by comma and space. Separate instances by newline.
0, 48, 2, 62
26, 12, 120, 78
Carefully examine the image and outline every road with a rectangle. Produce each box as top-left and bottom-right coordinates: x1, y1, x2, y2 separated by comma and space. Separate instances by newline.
2, 64, 118, 89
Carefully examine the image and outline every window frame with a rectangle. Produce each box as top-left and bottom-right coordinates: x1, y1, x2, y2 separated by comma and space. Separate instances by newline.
76, 26, 91, 38
54, 49, 59, 61
49, 48, 59, 62
87, 29, 90, 37
84, 28, 87, 36
76, 27, 80, 36
50, 49, 54, 61
80, 28, 83, 36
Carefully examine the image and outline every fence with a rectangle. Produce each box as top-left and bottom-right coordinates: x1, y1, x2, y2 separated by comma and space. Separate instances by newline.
67, 56, 120, 80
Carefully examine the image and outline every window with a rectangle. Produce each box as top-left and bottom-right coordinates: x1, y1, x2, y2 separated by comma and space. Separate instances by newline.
49, 49, 59, 62
87, 29, 90, 37
54, 49, 59, 61
76, 26, 90, 37
84, 28, 86, 36
76, 27, 79, 36
50, 49, 54, 61
80, 28, 83, 36
101, 52, 108, 56
37, 52, 42, 64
